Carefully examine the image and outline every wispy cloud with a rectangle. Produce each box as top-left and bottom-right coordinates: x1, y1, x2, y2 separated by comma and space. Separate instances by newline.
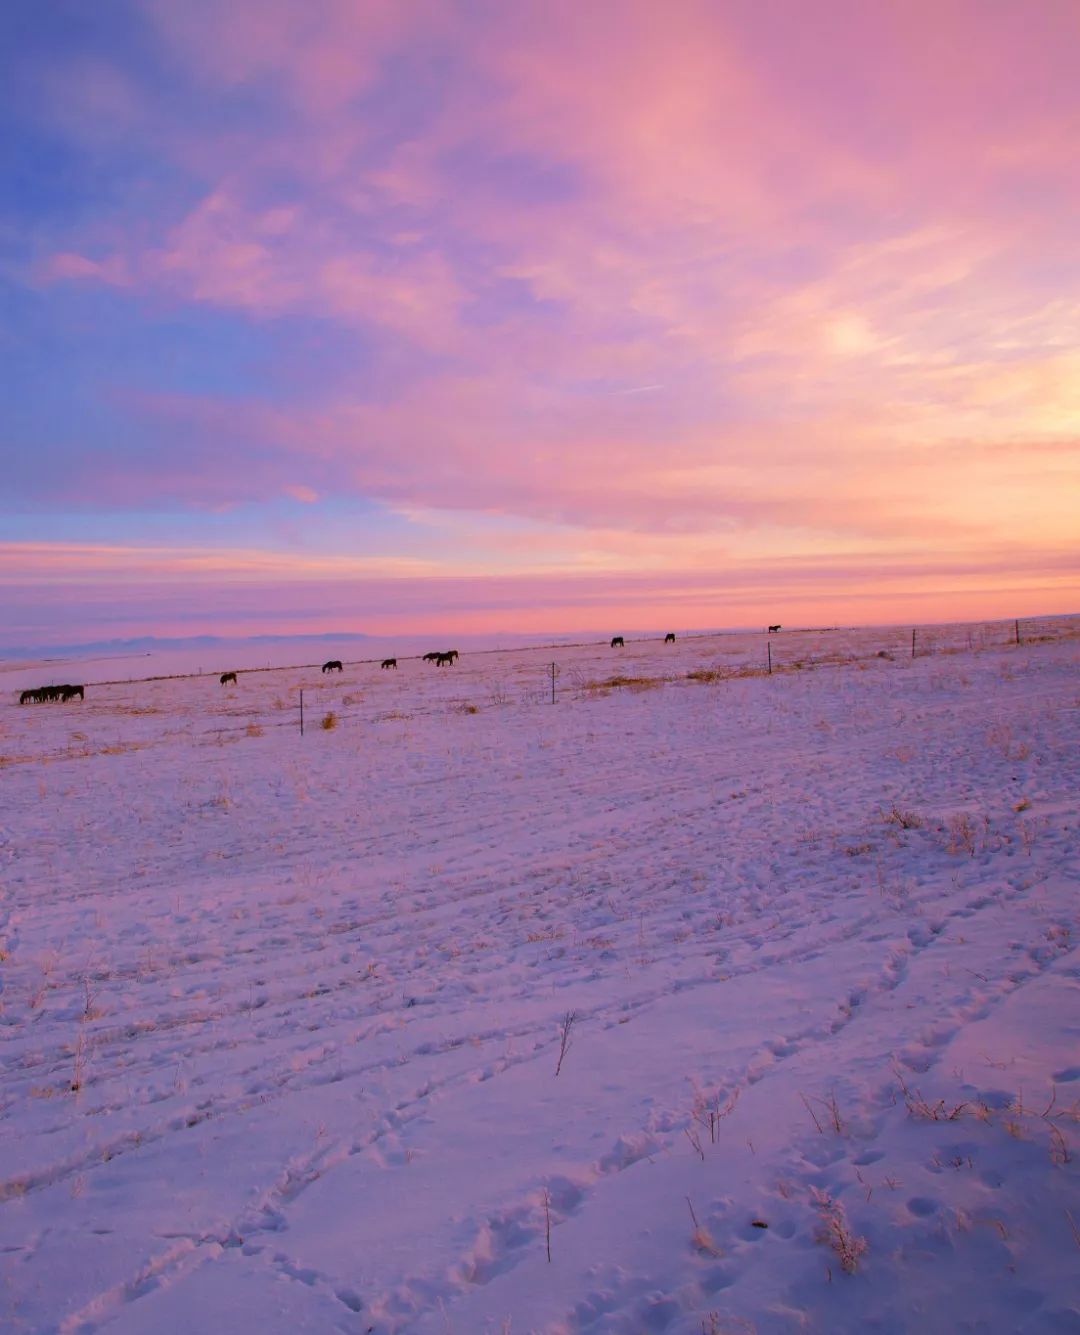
5, 0, 1079, 638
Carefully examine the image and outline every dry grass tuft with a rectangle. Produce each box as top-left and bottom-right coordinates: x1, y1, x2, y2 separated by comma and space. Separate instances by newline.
686, 1197, 723, 1257
320, 711, 337, 731
811, 1187, 868, 1273
946, 813, 978, 856
882, 804, 923, 830
586, 674, 664, 693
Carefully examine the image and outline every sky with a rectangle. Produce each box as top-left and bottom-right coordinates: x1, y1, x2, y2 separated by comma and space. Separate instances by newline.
2, 0, 1079, 647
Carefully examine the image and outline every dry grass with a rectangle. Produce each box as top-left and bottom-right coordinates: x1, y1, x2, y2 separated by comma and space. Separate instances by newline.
320, 711, 337, 731
811, 1187, 867, 1273
686, 1197, 722, 1257
945, 813, 979, 856
801, 1090, 846, 1136
585, 674, 664, 693
882, 803, 923, 830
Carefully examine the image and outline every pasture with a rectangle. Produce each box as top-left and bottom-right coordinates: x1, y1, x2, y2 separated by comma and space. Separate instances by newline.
1, 619, 1078, 1333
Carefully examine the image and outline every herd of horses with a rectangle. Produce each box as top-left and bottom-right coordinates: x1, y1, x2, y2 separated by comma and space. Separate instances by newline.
239, 629, 778, 680
17, 629, 784, 702
19, 684, 84, 704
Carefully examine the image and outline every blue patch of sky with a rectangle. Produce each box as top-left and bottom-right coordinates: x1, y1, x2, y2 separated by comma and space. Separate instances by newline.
3, 492, 409, 551
0, 277, 398, 504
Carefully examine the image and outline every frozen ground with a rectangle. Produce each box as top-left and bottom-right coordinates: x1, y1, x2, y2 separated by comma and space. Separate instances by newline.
1, 623, 1078, 1333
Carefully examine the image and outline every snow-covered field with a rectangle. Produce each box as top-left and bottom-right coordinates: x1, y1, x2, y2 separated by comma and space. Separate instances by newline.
2, 623, 1078, 1333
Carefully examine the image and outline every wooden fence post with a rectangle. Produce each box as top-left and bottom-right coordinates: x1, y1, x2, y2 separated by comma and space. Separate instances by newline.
300, 688, 304, 736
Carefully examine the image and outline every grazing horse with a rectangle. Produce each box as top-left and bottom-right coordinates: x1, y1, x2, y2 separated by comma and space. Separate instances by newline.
445, 649, 459, 663
19, 688, 38, 704
322, 660, 343, 674
768, 624, 782, 634
220, 672, 237, 686
60, 684, 84, 702
435, 651, 455, 666
381, 658, 398, 669
664, 632, 676, 643
422, 652, 440, 663
611, 636, 624, 648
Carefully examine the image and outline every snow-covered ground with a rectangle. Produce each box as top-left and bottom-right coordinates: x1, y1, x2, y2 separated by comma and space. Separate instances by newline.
1, 623, 1078, 1333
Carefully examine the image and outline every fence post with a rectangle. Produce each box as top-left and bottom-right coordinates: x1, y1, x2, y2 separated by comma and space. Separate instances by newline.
551, 662, 556, 704
300, 688, 304, 736
1015, 618, 1021, 646
767, 641, 772, 675
911, 628, 916, 660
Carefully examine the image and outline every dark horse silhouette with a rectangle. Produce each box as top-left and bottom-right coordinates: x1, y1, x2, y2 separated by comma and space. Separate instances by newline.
422, 652, 440, 663
664, 633, 676, 643
322, 660, 343, 674
220, 672, 237, 686
768, 624, 782, 634
611, 636, 624, 648
22, 684, 85, 703
435, 651, 456, 666
381, 658, 398, 669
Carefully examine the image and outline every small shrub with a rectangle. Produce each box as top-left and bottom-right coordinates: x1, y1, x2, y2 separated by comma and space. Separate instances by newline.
321, 712, 337, 731
246, 723, 263, 738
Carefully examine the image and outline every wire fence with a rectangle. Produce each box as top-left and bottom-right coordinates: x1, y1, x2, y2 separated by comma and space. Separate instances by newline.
5, 614, 1078, 767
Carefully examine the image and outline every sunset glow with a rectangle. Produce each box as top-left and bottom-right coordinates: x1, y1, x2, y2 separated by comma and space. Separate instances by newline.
3, 0, 1078, 646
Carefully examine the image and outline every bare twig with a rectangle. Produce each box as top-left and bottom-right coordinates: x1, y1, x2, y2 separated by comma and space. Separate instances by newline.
800, 1092, 827, 1134
554, 1010, 578, 1077
684, 1126, 705, 1161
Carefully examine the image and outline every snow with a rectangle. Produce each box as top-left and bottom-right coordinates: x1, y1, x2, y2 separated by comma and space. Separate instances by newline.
2, 623, 1078, 1333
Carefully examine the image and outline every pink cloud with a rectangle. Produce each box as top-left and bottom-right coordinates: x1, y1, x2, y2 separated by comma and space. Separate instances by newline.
16, 0, 1080, 640
38, 251, 131, 286
3, 539, 1077, 648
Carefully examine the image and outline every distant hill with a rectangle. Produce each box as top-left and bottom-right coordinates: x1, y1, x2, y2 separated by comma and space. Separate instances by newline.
0, 632, 371, 660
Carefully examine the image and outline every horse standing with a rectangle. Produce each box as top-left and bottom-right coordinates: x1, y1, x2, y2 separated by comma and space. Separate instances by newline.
664, 633, 676, 643
322, 660, 343, 674
610, 636, 624, 648
768, 624, 782, 634
381, 658, 398, 669
220, 672, 237, 686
